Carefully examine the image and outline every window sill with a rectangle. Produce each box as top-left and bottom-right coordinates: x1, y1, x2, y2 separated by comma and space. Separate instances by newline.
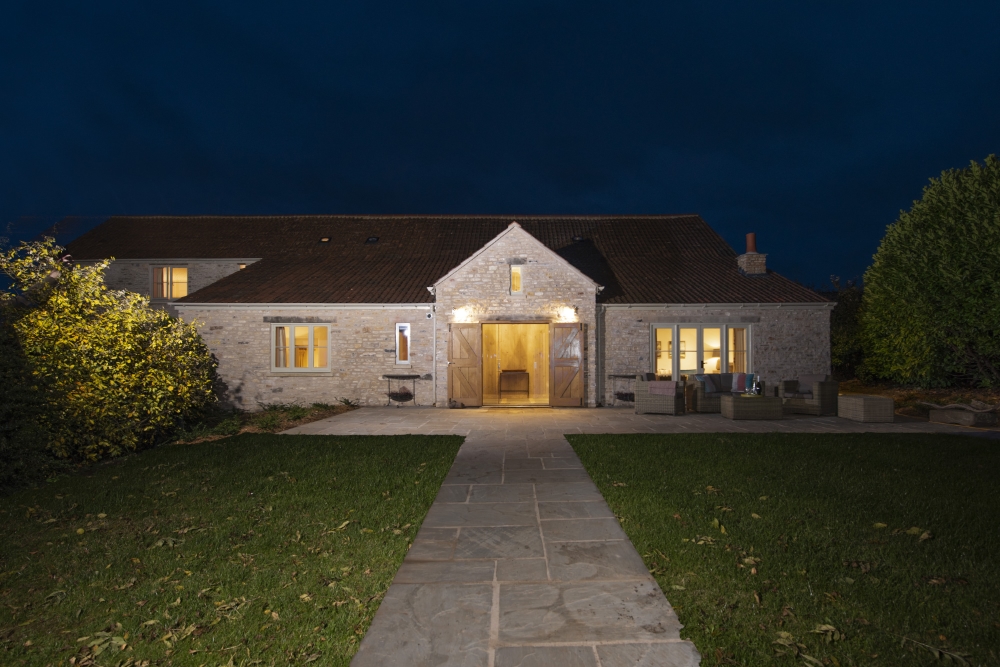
269, 371, 332, 377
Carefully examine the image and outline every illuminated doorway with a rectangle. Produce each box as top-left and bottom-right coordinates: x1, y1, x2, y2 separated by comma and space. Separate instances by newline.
482, 323, 550, 405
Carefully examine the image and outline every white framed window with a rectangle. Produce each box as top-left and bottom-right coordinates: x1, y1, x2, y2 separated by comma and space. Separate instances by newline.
650, 324, 752, 379
272, 324, 329, 371
510, 265, 523, 295
396, 323, 411, 364
152, 266, 188, 299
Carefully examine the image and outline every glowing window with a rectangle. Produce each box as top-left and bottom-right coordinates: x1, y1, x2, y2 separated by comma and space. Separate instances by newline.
510, 265, 523, 294
396, 323, 411, 364
272, 324, 330, 371
152, 267, 188, 299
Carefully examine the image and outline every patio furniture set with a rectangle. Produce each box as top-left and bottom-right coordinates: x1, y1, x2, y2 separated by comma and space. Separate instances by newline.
628, 372, 895, 422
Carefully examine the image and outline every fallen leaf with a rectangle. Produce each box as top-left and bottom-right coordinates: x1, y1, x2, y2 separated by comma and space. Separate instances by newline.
751, 513, 762, 519
919, 531, 933, 542
905, 527, 922, 536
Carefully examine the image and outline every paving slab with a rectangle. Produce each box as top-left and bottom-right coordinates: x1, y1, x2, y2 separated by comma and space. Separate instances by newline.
305, 405, 997, 666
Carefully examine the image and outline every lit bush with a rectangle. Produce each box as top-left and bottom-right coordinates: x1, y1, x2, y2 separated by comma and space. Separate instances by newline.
1, 239, 218, 461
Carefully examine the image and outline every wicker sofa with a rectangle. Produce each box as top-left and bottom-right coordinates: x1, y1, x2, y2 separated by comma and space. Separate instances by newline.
635, 377, 685, 415
692, 373, 763, 413
779, 374, 839, 415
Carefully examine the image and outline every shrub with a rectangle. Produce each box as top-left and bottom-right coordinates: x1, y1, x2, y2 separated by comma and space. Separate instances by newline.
829, 277, 863, 381
0, 239, 218, 461
860, 155, 1000, 387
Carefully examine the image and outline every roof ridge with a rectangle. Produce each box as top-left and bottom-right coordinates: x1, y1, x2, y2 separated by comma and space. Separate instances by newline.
102, 214, 703, 221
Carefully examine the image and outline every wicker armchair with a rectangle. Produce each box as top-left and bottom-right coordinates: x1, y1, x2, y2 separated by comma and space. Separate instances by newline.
780, 376, 839, 415
635, 378, 685, 415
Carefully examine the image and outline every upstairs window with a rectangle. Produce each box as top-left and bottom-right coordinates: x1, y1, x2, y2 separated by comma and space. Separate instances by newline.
396, 323, 410, 364
273, 324, 329, 371
510, 265, 523, 295
153, 267, 188, 299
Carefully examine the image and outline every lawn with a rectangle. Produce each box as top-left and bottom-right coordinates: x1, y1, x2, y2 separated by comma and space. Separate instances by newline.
568, 433, 1000, 667
0, 433, 463, 667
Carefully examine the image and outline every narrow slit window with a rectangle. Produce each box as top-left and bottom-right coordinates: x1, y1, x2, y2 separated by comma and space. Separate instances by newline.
272, 324, 330, 371
396, 323, 410, 364
510, 265, 523, 294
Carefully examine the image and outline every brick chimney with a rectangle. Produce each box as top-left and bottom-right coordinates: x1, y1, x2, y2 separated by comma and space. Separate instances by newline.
737, 232, 767, 276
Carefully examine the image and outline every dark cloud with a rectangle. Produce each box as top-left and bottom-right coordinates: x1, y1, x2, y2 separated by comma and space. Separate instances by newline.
2, 1, 998, 285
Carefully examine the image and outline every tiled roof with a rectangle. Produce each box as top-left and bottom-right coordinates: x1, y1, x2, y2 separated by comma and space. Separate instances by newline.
65, 215, 828, 305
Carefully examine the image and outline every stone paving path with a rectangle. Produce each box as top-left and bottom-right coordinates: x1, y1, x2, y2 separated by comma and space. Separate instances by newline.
282, 408, 995, 666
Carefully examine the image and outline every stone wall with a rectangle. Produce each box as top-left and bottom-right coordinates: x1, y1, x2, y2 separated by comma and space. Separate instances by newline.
433, 225, 600, 406
601, 304, 833, 403
175, 305, 435, 409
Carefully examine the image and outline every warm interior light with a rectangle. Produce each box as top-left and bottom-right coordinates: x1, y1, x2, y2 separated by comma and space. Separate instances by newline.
510, 265, 522, 293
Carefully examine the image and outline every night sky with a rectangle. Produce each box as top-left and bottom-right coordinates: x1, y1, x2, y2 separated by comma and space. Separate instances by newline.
3, 3, 998, 287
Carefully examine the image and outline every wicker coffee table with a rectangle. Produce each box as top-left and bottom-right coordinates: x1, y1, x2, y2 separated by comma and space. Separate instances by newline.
838, 394, 894, 422
721, 394, 784, 420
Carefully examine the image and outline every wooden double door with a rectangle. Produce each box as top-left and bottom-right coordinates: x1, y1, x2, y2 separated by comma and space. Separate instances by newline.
447, 322, 584, 407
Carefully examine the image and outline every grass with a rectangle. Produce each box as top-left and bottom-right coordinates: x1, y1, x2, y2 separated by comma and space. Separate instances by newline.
568, 433, 1000, 666
0, 433, 463, 666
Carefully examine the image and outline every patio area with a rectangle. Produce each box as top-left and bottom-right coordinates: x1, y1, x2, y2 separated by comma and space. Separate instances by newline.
283, 405, 999, 439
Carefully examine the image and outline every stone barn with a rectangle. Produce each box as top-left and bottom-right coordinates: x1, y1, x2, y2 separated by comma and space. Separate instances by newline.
65, 215, 833, 408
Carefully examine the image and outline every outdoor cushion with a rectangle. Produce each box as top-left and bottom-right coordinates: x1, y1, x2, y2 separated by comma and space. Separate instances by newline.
645, 372, 657, 381
719, 373, 733, 391
648, 381, 678, 396
695, 374, 717, 393
733, 372, 747, 392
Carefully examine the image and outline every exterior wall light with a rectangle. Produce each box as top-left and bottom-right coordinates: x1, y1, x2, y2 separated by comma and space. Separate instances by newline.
452, 306, 474, 323
556, 306, 578, 323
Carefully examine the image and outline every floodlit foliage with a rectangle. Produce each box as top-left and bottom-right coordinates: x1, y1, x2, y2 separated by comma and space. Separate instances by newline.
0, 238, 217, 461
861, 155, 1000, 387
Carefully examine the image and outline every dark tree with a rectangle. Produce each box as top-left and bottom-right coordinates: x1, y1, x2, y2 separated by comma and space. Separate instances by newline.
829, 277, 863, 381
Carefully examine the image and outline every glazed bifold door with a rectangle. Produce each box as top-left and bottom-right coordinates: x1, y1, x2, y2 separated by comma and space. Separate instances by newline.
550, 323, 583, 406
448, 323, 483, 407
